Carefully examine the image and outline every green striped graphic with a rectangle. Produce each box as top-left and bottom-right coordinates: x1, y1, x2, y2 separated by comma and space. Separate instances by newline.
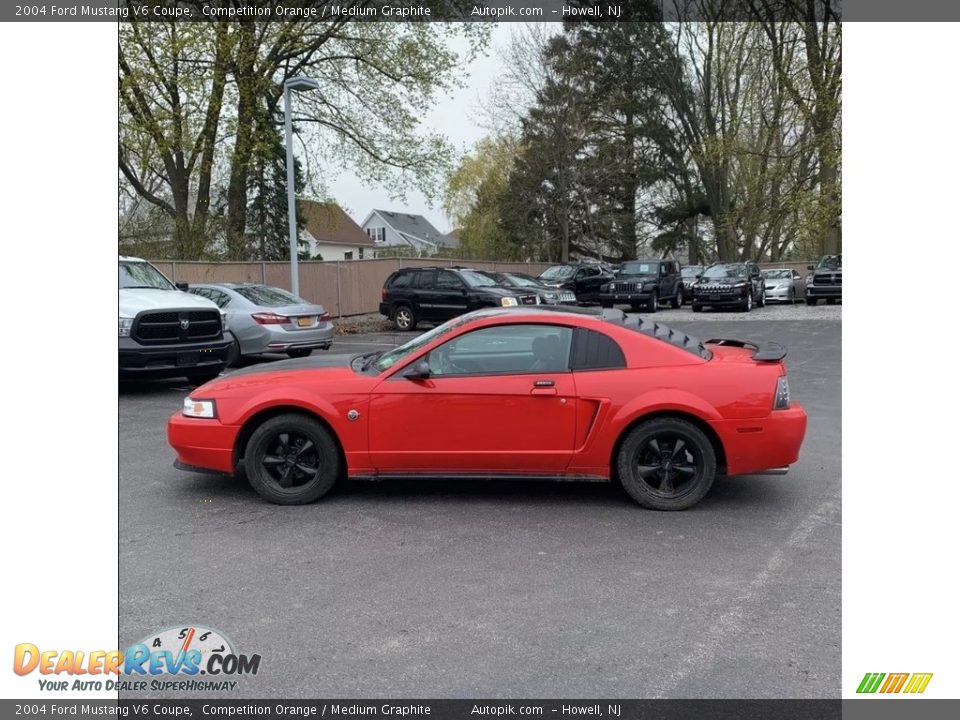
856, 672, 886, 693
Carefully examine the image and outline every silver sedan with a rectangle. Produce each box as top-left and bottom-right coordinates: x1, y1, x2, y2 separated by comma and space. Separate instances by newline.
188, 283, 334, 361
762, 268, 805, 304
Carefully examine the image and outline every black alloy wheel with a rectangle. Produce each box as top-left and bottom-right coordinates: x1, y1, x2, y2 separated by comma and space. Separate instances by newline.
244, 414, 339, 504
617, 418, 717, 510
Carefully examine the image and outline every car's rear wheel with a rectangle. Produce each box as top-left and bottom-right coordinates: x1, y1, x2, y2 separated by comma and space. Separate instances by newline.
617, 418, 717, 510
243, 414, 339, 505
392, 305, 417, 331
226, 336, 241, 367
287, 348, 313, 359
646, 291, 658, 313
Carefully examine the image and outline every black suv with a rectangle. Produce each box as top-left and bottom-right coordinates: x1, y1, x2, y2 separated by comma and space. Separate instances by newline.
805, 254, 842, 305
691, 262, 766, 312
599, 259, 683, 312
379, 267, 540, 330
537, 263, 614, 304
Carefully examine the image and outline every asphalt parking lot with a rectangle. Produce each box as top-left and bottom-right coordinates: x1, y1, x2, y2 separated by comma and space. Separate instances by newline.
119, 306, 840, 698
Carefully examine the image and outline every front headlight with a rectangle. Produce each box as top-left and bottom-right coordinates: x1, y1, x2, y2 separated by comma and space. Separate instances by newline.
183, 397, 217, 419
119, 317, 133, 337
500, 297, 519, 307
220, 311, 228, 331
608, 283, 615, 291
805, 275, 813, 286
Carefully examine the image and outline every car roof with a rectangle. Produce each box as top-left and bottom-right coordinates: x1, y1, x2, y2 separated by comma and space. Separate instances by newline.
119, 255, 147, 262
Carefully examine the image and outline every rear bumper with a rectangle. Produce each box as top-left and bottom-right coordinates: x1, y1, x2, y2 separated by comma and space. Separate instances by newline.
119, 337, 231, 378
167, 412, 239, 474
715, 404, 808, 476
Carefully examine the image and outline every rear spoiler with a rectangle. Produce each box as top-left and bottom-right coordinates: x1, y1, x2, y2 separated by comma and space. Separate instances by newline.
705, 338, 787, 361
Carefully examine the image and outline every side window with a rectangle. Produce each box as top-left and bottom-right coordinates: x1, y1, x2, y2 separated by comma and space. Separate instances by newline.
413, 270, 437, 289
389, 271, 412, 289
436, 270, 464, 290
570, 328, 626, 371
208, 290, 231, 308
429, 324, 573, 376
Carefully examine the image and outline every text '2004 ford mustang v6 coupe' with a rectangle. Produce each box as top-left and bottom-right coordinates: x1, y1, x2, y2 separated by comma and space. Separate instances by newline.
168, 307, 806, 510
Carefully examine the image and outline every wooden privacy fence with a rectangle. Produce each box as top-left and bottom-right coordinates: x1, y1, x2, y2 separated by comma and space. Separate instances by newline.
149, 258, 818, 318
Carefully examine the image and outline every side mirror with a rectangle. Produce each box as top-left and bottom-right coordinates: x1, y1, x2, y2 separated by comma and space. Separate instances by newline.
696, 274, 703, 280
404, 359, 431, 380
175, 282, 189, 291
807, 265, 815, 271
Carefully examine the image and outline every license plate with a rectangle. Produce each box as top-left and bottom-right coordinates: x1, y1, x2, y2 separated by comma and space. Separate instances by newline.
296, 317, 314, 327
176, 352, 200, 366
709, 296, 723, 302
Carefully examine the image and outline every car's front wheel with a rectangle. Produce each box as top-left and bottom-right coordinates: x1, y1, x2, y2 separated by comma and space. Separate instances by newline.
646, 291, 658, 313
742, 292, 753, 312
617, 418, 717, 510
244, 414, 339, 505
671, 287, 682, 308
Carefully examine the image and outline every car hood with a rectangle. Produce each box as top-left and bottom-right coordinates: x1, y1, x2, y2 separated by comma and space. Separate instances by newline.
813, 267, 841, 275
197, 354, 359, 393
477, 286, 526, 297
614, 273, 657, 282
119, 288, 219, 316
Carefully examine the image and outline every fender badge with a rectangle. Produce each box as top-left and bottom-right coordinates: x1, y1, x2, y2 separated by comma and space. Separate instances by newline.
347, 409, 360, 421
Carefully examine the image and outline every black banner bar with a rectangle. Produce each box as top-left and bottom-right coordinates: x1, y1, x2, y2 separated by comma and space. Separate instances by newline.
8, 0, 960, 23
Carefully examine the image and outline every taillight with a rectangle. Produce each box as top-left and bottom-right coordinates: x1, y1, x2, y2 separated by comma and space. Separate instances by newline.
251, 312, 288, 325
319, 312, 331, 321
381, 288, 387, 301
773, 376, 790, 409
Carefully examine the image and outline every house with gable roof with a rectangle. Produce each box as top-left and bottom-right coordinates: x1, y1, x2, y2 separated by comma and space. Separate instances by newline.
360, 209, 459, 256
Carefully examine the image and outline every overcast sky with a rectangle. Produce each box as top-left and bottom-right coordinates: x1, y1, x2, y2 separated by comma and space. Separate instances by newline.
321, 23, 517, 234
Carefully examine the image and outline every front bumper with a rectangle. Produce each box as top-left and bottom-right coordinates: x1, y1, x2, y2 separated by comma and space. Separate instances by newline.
806, 285, 842, 299
691, 291, 749, 307
600, 290, 655, 304
119, 336, 231, 379
764, 286, 794, 303
716, 404, 808, 476
168, 412, 239, 474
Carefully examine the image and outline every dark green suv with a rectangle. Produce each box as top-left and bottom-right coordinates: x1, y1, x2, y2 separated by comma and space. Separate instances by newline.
599, 259, 683, 312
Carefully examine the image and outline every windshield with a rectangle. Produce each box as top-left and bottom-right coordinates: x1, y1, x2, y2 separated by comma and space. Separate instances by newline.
460, 270, 498, 288
763, 269, 793, 279
503, 273, 540, 288
119, 261, 175, 290
701, 265, 747, 280
681, 266, 703, 278
619, 262, 658, 276
372, 315, 475, 372
233, 285, 303, 306
817, 255, 842, 270
539, 265, 575, 281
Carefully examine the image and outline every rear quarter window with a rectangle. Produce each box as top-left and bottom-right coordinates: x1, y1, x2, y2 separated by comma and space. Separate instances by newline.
388, 272, 413, 289
570, 328, 626, 370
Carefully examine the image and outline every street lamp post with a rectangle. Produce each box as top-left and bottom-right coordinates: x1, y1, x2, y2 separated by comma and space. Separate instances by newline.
283, 76, 319, 298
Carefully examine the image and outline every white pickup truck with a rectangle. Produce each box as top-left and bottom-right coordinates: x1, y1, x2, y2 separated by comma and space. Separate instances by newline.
119, 256, 231, 383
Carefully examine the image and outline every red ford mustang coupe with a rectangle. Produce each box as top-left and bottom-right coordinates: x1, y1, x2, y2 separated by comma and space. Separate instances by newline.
168, 307, 806, 510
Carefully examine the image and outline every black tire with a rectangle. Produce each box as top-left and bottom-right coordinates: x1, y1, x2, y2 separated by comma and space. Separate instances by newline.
757, 288, 766, 307
788, 287, 796, 303
671, 287, 682, 309
287, 348, 313, 359
806, 297, 817, 306
617, 418, 717, 510
646, 291, 658, 313
186, 370, 221, 385
826, 298, 837, 305
741, 292, 753, 312
226, 336, 241, 367
243, 414, 339, 505
392, 304, 417, 331
692, 303, 703, 313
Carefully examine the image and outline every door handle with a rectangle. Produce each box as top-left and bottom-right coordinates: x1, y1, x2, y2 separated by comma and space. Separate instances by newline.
531, 388, 557, 396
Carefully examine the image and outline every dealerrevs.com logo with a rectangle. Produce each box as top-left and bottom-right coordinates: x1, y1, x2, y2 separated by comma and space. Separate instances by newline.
856, 672, 933, 694
13, 625, 261, 692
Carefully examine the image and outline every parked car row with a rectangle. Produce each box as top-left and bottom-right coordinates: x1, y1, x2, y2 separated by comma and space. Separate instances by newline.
119, 256, 334, 382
